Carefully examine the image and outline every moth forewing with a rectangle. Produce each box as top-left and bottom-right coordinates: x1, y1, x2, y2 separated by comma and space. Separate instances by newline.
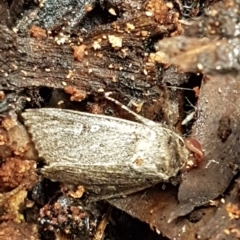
22, 108, 189, 199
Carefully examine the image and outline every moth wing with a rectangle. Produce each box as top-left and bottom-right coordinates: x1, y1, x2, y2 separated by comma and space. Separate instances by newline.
22, 108, 177, 198
41, 163, 161, 200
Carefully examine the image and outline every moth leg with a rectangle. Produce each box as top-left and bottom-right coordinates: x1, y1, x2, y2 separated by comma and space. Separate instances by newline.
181, 97, 198, 125
104, 92, 156, 127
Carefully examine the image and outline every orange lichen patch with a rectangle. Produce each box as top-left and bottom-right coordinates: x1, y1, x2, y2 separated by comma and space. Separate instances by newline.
29, 25, 47, 40
96, 53, 103, 58
230, 227, 240, 238
64, 86, 88, 102
72, 45, 87, 61
2, 116, 18, 131
148, 52, 169, 65
7, 124, 38, 160
92, 40, 102, 50
0, 126, 28, 159
86, 102, 104, 115
145, 0, 169, 23
12, 144, 31, 157
93, 207, 112, 240
108, 35, 122, 50
0, 91, 5, 101
68, 186, 85, 199
4, 189, 27, 222
111, 75, 117, 82
0, 129, 8, 145
193, 86, 200, 98
130, 100, 145, 113
134, 159, 144, 166
224, 226, 240, 238
85, 4, 93, 12
0, 158, 37, 191
125, 23, 135, 32
0, 221, 39, 239
226, 203, 240, 219
141, 30, 148, 37
180, 158, 197, 173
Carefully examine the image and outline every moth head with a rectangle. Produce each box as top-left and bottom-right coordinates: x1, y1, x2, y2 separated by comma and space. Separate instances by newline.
174, 136, 190, 169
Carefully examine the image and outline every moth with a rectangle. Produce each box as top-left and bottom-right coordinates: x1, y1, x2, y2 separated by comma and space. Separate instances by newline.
22, 94, 189, 200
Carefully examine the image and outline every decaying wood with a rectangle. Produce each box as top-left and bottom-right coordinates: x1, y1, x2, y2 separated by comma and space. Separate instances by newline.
156, 0, 240, 74
0, 9, 181, 99
0, 0, 188, 127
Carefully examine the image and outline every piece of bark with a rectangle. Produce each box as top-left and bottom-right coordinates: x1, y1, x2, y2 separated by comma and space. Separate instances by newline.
0, 0, 187, 124
15, 0, 179, 35
109, 184, 218, 240
155, 37, 240, 74
15, 0, 120, 34
0, 13, 179, 93
0, 0, 190, 128
197, 178, 240, 240
172, 73, 240, 219
0, 0, 11, 26
183, 0, 240, 39
154, 0, 240, 74
0, 0, 184, 94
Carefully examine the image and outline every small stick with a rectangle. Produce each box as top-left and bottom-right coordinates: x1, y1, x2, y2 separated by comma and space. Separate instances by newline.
93, 206, 113, 240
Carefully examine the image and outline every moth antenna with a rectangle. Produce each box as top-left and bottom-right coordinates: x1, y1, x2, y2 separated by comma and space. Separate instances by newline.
185, 97, 196, 109
166, 86, 194, 91
104, 92, 156, 127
